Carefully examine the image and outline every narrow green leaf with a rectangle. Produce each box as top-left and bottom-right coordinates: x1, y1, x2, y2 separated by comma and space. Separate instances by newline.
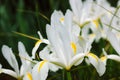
13, 31, 39, 41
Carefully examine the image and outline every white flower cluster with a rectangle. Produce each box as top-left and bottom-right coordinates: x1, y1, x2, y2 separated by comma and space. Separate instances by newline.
0, 0, 120, 80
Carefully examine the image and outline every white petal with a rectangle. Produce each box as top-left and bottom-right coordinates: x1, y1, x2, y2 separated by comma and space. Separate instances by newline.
2, 45, 19, 76
32, 61, 49, 80
78, 36, 87, 52
102, 49, 107, 56
51, 10, 63, 27
69, 0, 82, 18
38, 31, 50, 44
38, 31, 43, 39
107, 31, 120, 55
20, 63, 32, 77
100, 56, 107, 66
72, 24, 80, 37
50, 57, 66, 69
118, 0, 120, 6
32, 40, 42, 59
20, 65, 26, 76
70, 53, 85, 67
23, 72, 33, 80
0, 64, 2, 74
97, 60, 106, 76
39, 46, 51, 60
2, 69, 17, 78
107, 54, 120, 62
18, 42, 32, 76
48, 63, 59, 72
87, 53, 106, 76
46, 24, 67, 65
18, 42, 31, 64
32, 40, 49, 59
64, 9, 73, 36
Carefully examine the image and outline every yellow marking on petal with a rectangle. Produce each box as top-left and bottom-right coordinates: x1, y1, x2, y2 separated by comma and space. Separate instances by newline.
71, 42, 77, 55
100, 56, 107, 61
116, 33, 120, 38
93, 18, 99, 28
60, 17, 64, 23
89, 33, 96, 38
27, 72, 32, 80
35, 40, 42, 47
38, 60, 47, 72
87, 53, 98, 62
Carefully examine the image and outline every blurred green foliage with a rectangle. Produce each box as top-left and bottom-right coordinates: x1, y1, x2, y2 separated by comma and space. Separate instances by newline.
0, 0, 69, 79
0, 0, 70, 68
0, 0, 120, 80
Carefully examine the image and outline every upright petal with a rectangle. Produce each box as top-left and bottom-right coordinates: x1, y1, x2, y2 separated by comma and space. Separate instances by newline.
32, 31, 50, 59
18, 42, 31, 65
2, 45, 19, 76
46, 24, 67, 66
32, 40, 42, 59
107, 31, 120, 55
51, 10, 64, 27
69, 0, 82, 19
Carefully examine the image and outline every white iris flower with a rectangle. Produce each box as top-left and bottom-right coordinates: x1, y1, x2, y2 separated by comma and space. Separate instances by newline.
1, 42, 33, 80
32, 10, 86, 80
32, 9, 107, 80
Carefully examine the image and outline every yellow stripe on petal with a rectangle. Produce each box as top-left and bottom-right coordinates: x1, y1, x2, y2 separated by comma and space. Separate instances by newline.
93, 18, 100, 28
71, 42, 77, 55
35, 40, 42, 47
87, 53, 98, 62
27, 72, 32, 80
100, 56, 107, 61
38, 60, 47, 72
60, 17, 64, 23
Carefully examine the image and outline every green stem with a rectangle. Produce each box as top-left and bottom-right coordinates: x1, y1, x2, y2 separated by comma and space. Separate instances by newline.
71, 66, 88, 71
109, 6, 120, 30
94, 2, 120, 19
66, 71, 72, 80
63, 69, 65, 80
63, 70, 72, 80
